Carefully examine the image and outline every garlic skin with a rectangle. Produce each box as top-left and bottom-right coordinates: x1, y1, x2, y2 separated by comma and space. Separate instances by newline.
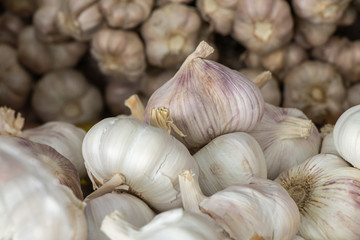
141, 3, 202, 68
333, 105, 360, 169
0, 44, 33, 110
194, 132, 267, 196
56, 0, 105, 41
2, 0, 37, 18
31, 69, 103, 125
276, 154, 360, 239
18, 27, 87, 75
145, 41, 264, 151
85, 193, 155, 240
179, 171, 300, 240
232, 0, 293, 55
91, 28, 146, 80
320, 124, 339, 157
99, 0, 154, 29
249, 103, 321, 180
101, 208, 226, 240
283, 61, 346, 125
82, 116, 199, 211
0, 12, 24, 47
0, 137, 87, 240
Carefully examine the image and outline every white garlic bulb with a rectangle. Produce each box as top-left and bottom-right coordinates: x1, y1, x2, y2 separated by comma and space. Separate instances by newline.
82, 116, 199, 211
194, 132, 267, 196
249, 103, 321, 179
32, 69, 103, 124
85, 193, 155, 240
320, 124, 339, 156
145, 41, 264, 151
276, 154, 360, 239
179, 170, 300, 240
0, 137, 87, 239
334, 105, 360, 168
101, 208, 226, 240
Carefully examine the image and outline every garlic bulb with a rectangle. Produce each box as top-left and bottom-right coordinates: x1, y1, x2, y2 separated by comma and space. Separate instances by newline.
140, 67, 177, 98
144, 41, 264, 151
18, 27, 87, 75
101, 208, 226, 240
82, 116, 199, 211
2, 0, 37, 18
194, 132, 267, 196
85, 193, 155, 240
275, 153, 360, 239
179, 170, 300, 239
249, 103, 321, 179
333, 105, 360, 169
91, 28, 146, 80
0, 12, 24, 46
345, 83, 360, 108
337, 6, 357, 26
0, 137, 87, 239
31, 69, 103, 124
56, 0, 105, 41
99, 0, 154, 29
0, 44, 33, 110
232, 0, 293, 55
141, 3, 202, 68
283, 60, 346, 125
320, 124, 339, 156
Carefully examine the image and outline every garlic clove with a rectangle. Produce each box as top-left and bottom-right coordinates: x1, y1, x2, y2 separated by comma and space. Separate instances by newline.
144, 41, 264, 151
320, 124, 339, 157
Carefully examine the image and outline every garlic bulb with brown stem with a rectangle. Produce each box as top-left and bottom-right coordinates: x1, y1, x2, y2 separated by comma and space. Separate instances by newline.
232, 0, 294, 55
320, 124, 339, 156
2, 0, 37, 18
179, 170, 300, 239
283, 61, 346, 125
18, 27, 87, 75
99, 0, 154, 29
141, 3, 202, 68
0, 136, 87, 239
145, 41, 265, 151
0, 44, 33, 110
91, 28, 146, 80
56, 0, 105, 41
85, 193, 155, 240
82, 116, 199, 212
248, 103, 321, 180
275, 154, 360, 239
31, 69, 103, 125
0, 12, 24, 47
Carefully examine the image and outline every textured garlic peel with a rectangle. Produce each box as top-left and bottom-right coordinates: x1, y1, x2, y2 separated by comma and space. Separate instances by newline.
82, 116, 199, 211
276, 154, 360, 239
145, 41, 264, 150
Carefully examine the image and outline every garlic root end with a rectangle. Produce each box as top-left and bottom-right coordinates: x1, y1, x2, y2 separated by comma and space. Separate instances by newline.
0, 106, 24, 136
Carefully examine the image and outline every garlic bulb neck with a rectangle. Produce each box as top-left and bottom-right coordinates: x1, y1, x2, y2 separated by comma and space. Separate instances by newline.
252, 70, 272, 89
277, 116, 312, 140
0, 107, 24, 136
150, 107, 186, 137
125, 94, 145, 121
181, 40, 214, 67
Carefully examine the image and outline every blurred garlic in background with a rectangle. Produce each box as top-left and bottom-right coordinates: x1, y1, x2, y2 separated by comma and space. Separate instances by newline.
319, 124, 339, 156
31, 69, 103, 124
140, 67, 177, 98
0, 12, 24, 47
344, 83, 360, 108
1, 0, 37, 18
141, 3, 202, 68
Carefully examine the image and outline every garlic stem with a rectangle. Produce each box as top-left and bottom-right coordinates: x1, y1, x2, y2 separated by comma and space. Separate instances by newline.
320, 123, 334, 138
0, 107, 24, 136
252, 70, 272, 89
179, 170, 207, 214
124, 94, 145, 121
85, 173, 126, 202
277, 116, 313, 140
182, 41, 214, 66
149, 107, 186, 137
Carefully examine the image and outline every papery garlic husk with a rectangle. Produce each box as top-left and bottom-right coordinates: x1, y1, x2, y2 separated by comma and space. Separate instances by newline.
18, 27, 87, 75
141, 3, 202, 68
193, 132, 267, 196
232, 0, 293, 55
179, 170, 300, 239
91, 28, 146, 80
56, 0, 105, 41
2, 0, 37, 18
82, 116, 199, 212
249, 103, 321, 179
0, 44, 33, 110
99, 0, 154, 29
144, 41, 264, 151
320, 124, 339, 157
283, 60, 346, 125
0, 137, 87, 239
196, 0, 237, 35
333, 105, 360, 169
85, 193, 155, 240
240, 68, 281, 106
140, 67, 177, 98
275, 153, 360, 239
0, 12, 24, 47
101, 208, 227, 240
312, 37, 360, 84
292, 0, 352, 24
32, 69, 103, 124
